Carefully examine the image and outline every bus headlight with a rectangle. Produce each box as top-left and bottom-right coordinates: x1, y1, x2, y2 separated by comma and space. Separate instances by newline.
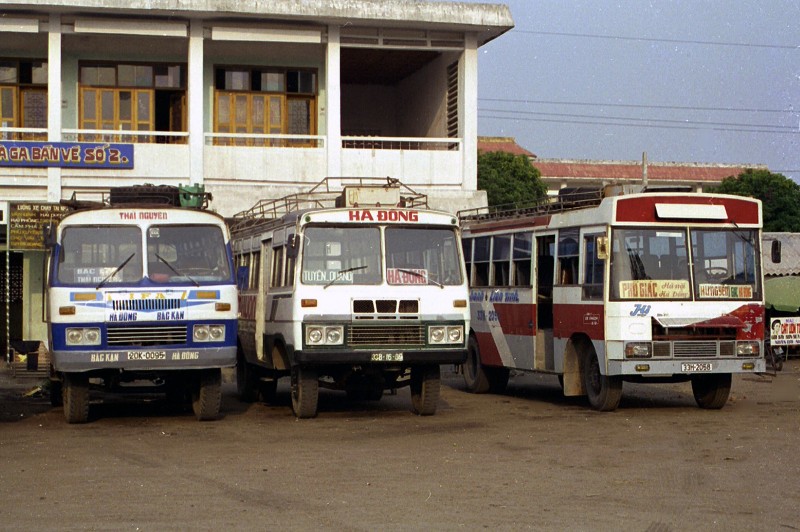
429, 325, 464, 345
624, 342, 652, 359
194, 324, 225, 343
66, 327, 101, 346
736, 341, 760, 357
305, 325, 343, 346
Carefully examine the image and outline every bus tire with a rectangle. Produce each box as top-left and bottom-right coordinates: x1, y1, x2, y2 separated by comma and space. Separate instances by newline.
63, 373, 89, 424
410, 364, 441, 416
236, 350, 259, 403
486, 367, 510, 394
49, 379, 63, 407
691, 373, 731, 409
259, 379, 278, 404
583, 351, 622, 412
291, 366, 319, 419
463, 336, 490, 393
192, 369, 222, 421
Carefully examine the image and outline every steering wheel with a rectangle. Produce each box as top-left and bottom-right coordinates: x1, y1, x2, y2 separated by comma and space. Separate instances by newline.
704, 267, 729, 280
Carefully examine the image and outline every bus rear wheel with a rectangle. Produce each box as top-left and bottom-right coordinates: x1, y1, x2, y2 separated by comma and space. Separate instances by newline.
464, 336, 490, 393
192, 369, 222, 421
410, 364, 441, 416
583, 351, 622, 412
291, 366, 319, 418
63, 373, 89, 424
691, 373, 731, 409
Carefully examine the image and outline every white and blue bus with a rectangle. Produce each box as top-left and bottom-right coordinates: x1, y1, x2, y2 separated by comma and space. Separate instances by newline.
45, 188, 237, 423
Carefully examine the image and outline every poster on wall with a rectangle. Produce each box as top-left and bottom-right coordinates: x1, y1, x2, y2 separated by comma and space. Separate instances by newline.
8, 202, 71, 251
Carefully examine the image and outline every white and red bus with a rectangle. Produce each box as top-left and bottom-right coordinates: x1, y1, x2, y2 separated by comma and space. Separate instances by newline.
459, 186, 768, 410
231, 178, 469, 418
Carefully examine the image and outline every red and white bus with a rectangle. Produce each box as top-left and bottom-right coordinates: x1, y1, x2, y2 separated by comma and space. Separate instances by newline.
459, 186, 769, 410
231, 178, 469, 418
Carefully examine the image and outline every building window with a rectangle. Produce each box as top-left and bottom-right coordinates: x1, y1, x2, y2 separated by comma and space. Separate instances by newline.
214, 66, 317, 147
78, 62, 186, 144
0, 59, 47, 140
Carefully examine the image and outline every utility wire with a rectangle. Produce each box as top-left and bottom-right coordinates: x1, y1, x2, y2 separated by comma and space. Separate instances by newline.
478, 97, 796, 115
479, 108, 796, 131
511, 29, 799, 50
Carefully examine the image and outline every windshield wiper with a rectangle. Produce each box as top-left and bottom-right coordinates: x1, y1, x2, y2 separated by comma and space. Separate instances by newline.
155, 253, 199, 287
396, 268, 443, 289
324, 265, 367, 289
96, 253, 135, 290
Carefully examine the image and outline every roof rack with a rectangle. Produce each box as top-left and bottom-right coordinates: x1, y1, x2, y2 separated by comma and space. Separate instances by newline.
458, 186, 604, 223
229, 177, 427, 235
60, 184, 212, 211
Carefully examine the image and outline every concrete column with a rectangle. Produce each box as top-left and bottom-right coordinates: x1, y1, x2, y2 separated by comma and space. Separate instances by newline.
461, 33, 478, 191
188, 19, 204, 184
47, 14, 62, 202
325, 24, 342, 178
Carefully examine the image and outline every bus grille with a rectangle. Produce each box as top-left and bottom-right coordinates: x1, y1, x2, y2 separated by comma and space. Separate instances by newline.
352, 299, 419, 320
107, 325, 187, 346
112, 299, 182, 312
347, 324, 425, 346
671, 341, 734, 358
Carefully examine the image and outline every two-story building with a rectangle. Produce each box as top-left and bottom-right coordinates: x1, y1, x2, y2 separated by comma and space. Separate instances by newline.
0, 0, 513, 362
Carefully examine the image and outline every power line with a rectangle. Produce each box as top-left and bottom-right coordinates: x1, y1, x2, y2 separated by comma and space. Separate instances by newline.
479, 107, 796, 131
511, 29, 799, 50
479, 114, 800, 135
479, 97, 796, 115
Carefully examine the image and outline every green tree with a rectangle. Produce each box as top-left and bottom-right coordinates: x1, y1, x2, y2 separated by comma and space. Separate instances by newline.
710, 169, 800, 232
477, 151, 547, 207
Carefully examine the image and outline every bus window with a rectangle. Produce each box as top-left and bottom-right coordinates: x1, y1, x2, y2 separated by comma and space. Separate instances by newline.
536, 234, 555, 329
462, 238, 473, 285
512, 233, 532, 286
557, 229, 579, 285
583, 234, 604, 300
300, 226, 381, 285
385, 227, 462, 286
59, 226, 142, 285
491, 235, 511, 286
473, 236, 490, 287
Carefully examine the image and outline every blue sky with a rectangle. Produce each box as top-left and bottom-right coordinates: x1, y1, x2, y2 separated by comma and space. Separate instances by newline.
450, 0, 799, 181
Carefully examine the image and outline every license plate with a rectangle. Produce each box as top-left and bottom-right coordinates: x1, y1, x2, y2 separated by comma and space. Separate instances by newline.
127, 351, 167, 361
681, 362, 712, 372
370, 352, 404, 362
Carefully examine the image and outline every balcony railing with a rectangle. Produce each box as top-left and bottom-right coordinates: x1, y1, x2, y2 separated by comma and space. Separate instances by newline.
0, 127, 48, 141
205, 132, 325, 148
342, 136, 460, 151
62, 129, 189, 144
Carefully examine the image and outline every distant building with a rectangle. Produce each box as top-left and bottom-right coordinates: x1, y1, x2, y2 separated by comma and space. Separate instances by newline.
477, 136, 767, 195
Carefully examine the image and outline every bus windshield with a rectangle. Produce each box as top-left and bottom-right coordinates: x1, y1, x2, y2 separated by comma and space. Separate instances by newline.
301, 226, 382, 285
385, 227, 463, 286
610, 227, 760, 301
147, 225, 231, 283
58, 226, 143, 285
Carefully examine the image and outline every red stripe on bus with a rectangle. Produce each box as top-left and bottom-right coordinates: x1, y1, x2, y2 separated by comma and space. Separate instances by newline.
474, 331, 504, 366
494, 303, 535, 336
615, 195, 759, 224
553, 303, 605, 341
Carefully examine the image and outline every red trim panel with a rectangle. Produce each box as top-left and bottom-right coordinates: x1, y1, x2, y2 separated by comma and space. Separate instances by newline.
474, 331, 503, 366
494, 303, 535, 336
553, 303, 605, 341
615, 196, 759, 224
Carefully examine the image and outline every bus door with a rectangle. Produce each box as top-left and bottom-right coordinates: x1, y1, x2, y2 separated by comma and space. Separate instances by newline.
256, 237, 272, 362
534, 234, 556, 370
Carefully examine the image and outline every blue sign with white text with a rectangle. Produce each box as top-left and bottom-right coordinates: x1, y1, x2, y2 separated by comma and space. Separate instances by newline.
0, 141, 134, 168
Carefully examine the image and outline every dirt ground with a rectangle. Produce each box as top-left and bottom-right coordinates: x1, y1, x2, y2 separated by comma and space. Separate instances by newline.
1, 361, 799, 531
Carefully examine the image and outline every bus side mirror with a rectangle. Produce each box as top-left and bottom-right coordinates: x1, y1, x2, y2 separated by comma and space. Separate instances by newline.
286, 234, 299, 259
771, 240, 781, 264
596, 236, 609, 260
43, 222, 57, 249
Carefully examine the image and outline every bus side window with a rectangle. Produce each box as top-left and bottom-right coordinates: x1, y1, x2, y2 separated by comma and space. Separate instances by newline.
491, 235, 511, 286
512, 232, 532, 286
557, 230, 579, 286
462, 238, 473, 285
473, 236, 490, 287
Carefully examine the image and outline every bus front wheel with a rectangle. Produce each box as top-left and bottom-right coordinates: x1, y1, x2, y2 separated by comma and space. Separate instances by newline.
583, 351, 622, 412
192, 369, 222, 421
410, 364, 441, 416
63, 373, 89, 424
291, 366, 319, 419
691, 373, 731, 409
464, 336, 490, 393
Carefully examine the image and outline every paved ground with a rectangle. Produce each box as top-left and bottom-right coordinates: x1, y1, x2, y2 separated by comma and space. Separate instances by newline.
1, 362, 799, 531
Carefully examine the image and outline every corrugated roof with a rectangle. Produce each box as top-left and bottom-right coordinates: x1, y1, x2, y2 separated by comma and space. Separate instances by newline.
533, 159, 764, 183
477, 137, 535, 158
763, 233, 800, 276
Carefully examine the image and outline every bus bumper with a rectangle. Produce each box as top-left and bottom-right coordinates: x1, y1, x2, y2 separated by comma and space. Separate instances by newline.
294, 348, 467, 365
609, 357, 766, 375
50, 346, 237, 372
